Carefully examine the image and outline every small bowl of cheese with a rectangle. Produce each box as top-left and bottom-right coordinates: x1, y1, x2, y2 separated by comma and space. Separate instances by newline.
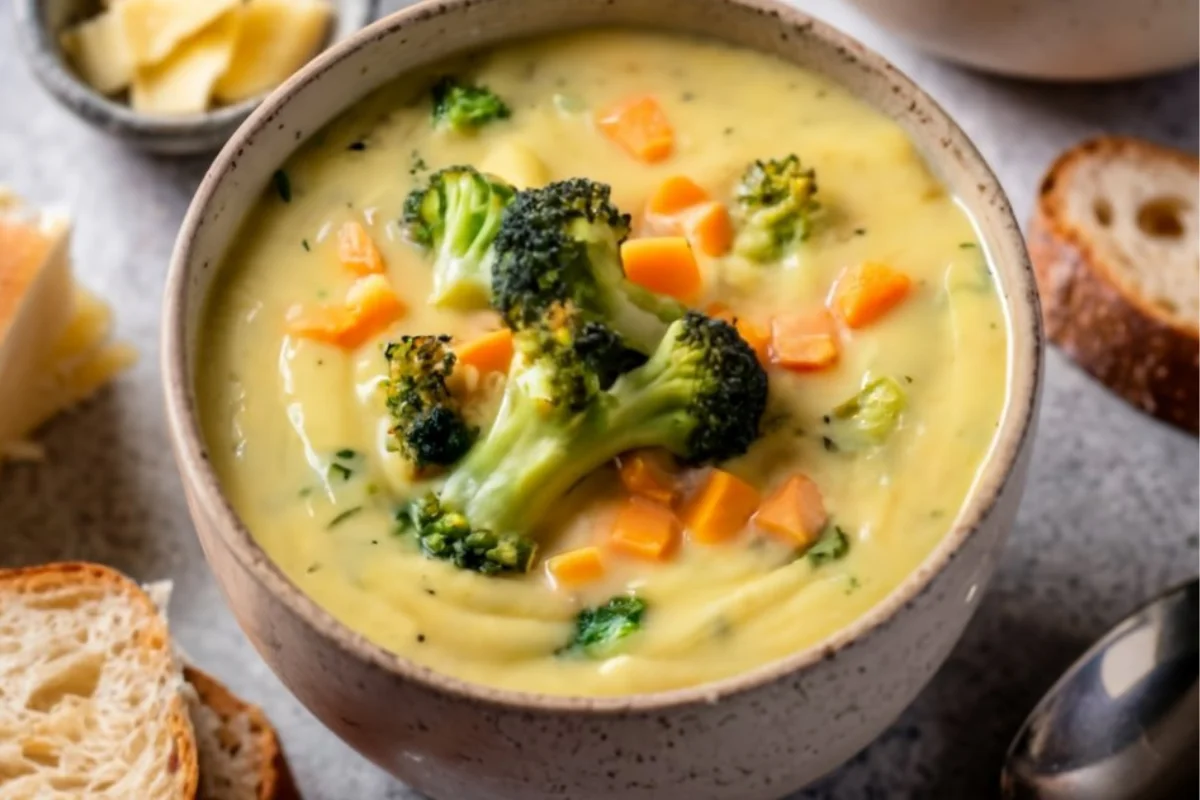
14, 0, 375, 155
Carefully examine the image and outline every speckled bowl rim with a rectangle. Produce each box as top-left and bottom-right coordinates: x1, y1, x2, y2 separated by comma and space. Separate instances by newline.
11, 0, 380, 141
163, 0, 1042, 715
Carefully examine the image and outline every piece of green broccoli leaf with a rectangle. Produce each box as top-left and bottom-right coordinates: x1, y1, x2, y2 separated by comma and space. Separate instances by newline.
807, 525, 850, 566
431, 77, 511, 132
560, 595, 647, 657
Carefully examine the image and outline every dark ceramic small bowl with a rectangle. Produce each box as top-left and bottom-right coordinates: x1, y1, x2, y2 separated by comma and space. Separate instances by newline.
13, 0, 378, 155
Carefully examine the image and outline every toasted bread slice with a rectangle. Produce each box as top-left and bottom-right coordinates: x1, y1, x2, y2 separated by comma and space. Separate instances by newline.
0, 562, 199, 798
0, 190, 136, 461
1030, 136, 1199, 433
186, 666, 300, 800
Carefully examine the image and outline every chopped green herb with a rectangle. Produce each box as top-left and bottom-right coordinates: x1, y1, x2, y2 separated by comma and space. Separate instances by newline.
335, 448, 358, 460
559, 595, 647, 658
327, 506, 363, 529
409, 150, 427, 176
348, 141, 367, 151
301, 239, 311, 252
845, 575, 861, 594
306, 563, 321, 574
853, 227, 867, 236
273, 170, 292, 202
328, 463, 353, 482
959, 241, 977, 249
298, 487, 313, 498
821, 436, 839, 453
808, 525, 850, 566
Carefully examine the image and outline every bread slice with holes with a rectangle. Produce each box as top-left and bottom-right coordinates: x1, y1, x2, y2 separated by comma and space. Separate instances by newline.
186, 666, 301, 800
1030, 136, 1199, 433
0, 562, 199, 798
0, 562, 299, 799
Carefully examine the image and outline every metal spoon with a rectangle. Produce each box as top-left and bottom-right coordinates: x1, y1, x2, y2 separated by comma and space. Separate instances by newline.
1001, 579, 1199, 799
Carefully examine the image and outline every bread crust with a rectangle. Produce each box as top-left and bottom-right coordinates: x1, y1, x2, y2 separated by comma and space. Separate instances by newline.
0, 562, 201, 799
185, 666, 301, 800
1031, 136, 1199, 434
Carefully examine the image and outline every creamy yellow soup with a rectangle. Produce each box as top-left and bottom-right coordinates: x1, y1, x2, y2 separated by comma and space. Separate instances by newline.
200, 31, 1009, 696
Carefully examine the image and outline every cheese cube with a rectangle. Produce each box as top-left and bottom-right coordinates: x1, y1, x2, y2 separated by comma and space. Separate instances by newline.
214, 0, 334, 104
480, 141, 550, 189
0, 190, 134, 461
131, 12, 241, 115
60, 10, 134, 95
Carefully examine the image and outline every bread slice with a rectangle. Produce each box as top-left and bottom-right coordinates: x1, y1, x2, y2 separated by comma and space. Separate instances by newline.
1030, 136, 1199, 433
186, 666, 300, 800
0, 189, 136, 461
0, 562, 199, 798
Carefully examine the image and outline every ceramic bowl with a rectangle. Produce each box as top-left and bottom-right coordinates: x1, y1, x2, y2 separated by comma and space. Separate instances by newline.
12, 0, 376, 155
846, 0, 1199, 82
162, 1, 1042, 797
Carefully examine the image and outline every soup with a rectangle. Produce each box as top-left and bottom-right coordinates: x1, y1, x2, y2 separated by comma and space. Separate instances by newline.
199, 30, 1009, 696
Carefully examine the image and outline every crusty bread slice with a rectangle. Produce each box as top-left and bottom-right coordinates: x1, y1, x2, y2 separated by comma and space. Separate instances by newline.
0, 562, 199, 799
1030, 136, 1199, 433
186, 666, 300, 800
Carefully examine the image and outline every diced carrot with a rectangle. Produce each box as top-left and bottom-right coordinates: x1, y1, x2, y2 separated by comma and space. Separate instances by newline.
647, 175, 710, 216
285, 304, 356, 345
684, 201, 733, 257
680, 469, 760, 545
342, 274, 406, 345
621, 236, 701, 303
832, 261, 912, 328
608, 497, 678, 560
770, 310, 840, 371
455, 328, 514, 376
617, 449, 678, 504
596, 95, 674, 163
287, 274, 405, 349
754, 474, 828, 549
546, 547, 606, 588
735, 318, 770, 365
337, 220, 385, 275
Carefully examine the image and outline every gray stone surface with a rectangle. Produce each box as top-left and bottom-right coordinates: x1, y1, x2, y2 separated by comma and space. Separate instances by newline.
0, 2, 1196, 797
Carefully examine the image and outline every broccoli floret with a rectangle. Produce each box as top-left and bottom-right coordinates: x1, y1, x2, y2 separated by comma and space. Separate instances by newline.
602, 311, 769, 465
732, 155, 820, 262
430, 77, 511, 132
397, 311, 768, 574
825, 376, 906, 451
492, 178, 685, 368
401, 493, 534, 574
402, 166, 516, 309
559, 595, 647, 657
384, 336, 477, 471
509, 302, 607, 415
